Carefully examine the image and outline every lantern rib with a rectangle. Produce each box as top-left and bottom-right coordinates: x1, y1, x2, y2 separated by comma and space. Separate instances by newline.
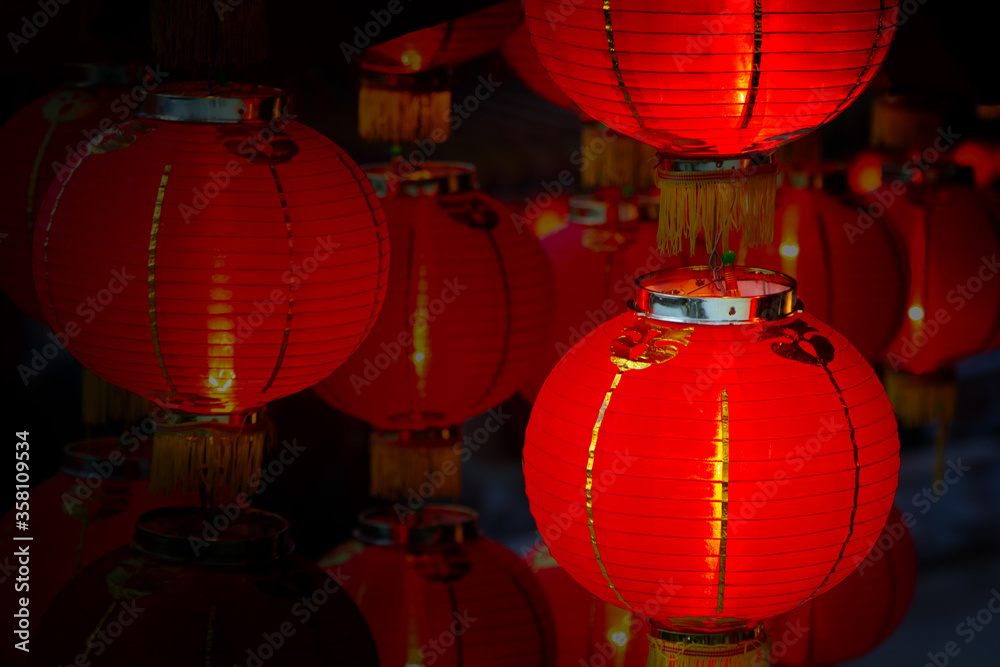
147, 164, 178, 396
260, 164, 294, 395
818, 0, 887, 127
41, 152, 87, 335
602, 0, 646, 130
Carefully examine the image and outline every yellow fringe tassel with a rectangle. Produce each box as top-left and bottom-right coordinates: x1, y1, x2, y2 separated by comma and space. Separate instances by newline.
149, 0, 267, 68
150, 417, 275, 500
655, 162, 776, 255
647, 629, 770, 667
358, 80, 451, 143
370, 428, 462, 501
580, 123, 659, 189
882, 370, 957, 428
81, 369, 151, 425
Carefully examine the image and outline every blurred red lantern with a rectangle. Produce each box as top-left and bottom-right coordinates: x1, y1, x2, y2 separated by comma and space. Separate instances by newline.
524, 266, 899, 663
522, 189, 684, 402
502, 23, 578, 113
357, 0, 522, 142
0, 438, 194, 667
527, 543, 646, 667
739, 172, 909, 363
33, 83, 390, 496
766, 505, 917, 666
34, 507, 378, 666
848, 150, 887, 195
320, 505, 556, 666
954, 139, 998, 188
314, 161, 554, 498
0, 65, 144, 322
522, 0, 897, 253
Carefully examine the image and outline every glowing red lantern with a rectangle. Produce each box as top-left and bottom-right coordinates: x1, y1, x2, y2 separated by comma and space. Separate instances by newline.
524, 266, 900, 663
34, 507, 378, 666
0, 67, 141, 322
527, 543, 646, 667
0, 438, 195, 667
320, 505, 556, 666
954, 139, 998, 188
766, 505, 917, 666
357, 0, 522, 142
314, 161, 554, 498
739, 174, 909, 363
522, 190, 684, 402
522, 0, 897, 252
33, 83, 390, 495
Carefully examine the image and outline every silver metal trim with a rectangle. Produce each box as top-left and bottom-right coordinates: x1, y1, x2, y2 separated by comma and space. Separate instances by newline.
632, 266, 797, 325
135, 82, 289, 123
363, 161, 478, 198
355, 504, 479, 547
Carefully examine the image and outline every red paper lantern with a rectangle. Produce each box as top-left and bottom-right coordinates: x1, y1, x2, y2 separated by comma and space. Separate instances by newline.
522, 0, 897, 252
0, 68, 139, 322
32, 83, 389, 494
522, 190, 684, 402
524, 266, 899, 663
314, 162, 554, 498
320, 505, 556, 666
357, 0, 522, 141
502, 23, 579, 113
527, 543, 646, 667
34, 507, 378, 666
739, 175, 909, 363
0, 438, 194, 667
766, 505, 917, 666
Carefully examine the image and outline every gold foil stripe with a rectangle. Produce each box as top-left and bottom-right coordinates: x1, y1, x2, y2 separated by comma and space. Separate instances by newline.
42, 155, 87, 333
587, 371, 631, 608
738, 0, 763, 130
261, 164, 294, 395
717, 389, 731, 614
603, 0, 645, 130
149, 165, 176, 395
27, 121, 58, 231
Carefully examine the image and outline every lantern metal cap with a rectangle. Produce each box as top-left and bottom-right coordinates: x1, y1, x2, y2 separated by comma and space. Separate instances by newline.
135, 82, 289, 123
649, 621, 765, 646
61, 437, 150, 482
355, 504, 479, 548
568, 194, 639, 227
364, 161, 477, 198
133, 507, 292, 564
632, 266, 797, 325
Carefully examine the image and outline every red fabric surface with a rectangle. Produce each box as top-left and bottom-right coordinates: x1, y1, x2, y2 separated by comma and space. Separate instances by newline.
33, 116, 389, 415
522, 0, 897, 157
766, 505, 918, 665
524, 308, 899, 630
502, 24, 580, 113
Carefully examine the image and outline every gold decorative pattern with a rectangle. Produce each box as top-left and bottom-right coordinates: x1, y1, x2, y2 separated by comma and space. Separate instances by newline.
603, 0, 645, 129
738, 0, 764, 130
42, 156, 87, 333
717, 389, 731, 614
149, 165, 177, 395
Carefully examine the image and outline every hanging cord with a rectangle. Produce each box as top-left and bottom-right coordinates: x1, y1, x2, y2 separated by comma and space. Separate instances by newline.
708, 183, 739, 290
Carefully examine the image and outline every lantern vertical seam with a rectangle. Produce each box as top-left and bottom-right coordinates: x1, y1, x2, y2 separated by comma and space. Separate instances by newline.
148, 164, 177, 395
42, 154, 87, 334
27, 119, 58, 232
814, 210, 835, 325
337, 153, 387, 357
818, 0, 886, 127
738, 0, 763, 131
472, 230, 512, 409
260, 164, 294, 395
404, 227, 417, 414
587, 370, 631, 608
602, 0, 645, 130
509, 571, 550, 667
717, 388, 730, 614
447, 585, 464, 666
806, 365, 860, 599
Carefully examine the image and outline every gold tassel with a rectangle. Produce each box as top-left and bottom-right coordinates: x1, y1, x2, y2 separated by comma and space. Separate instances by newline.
150, 414, 275, 500
655, 157, 777, 255
882, 370, 957, 428
358, 71, 451, 143
370, 427, 462, 501
149, 0, 267, 69
646, 626, 770, 667
580, 123, 659, 189
81, 369, 151, 425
